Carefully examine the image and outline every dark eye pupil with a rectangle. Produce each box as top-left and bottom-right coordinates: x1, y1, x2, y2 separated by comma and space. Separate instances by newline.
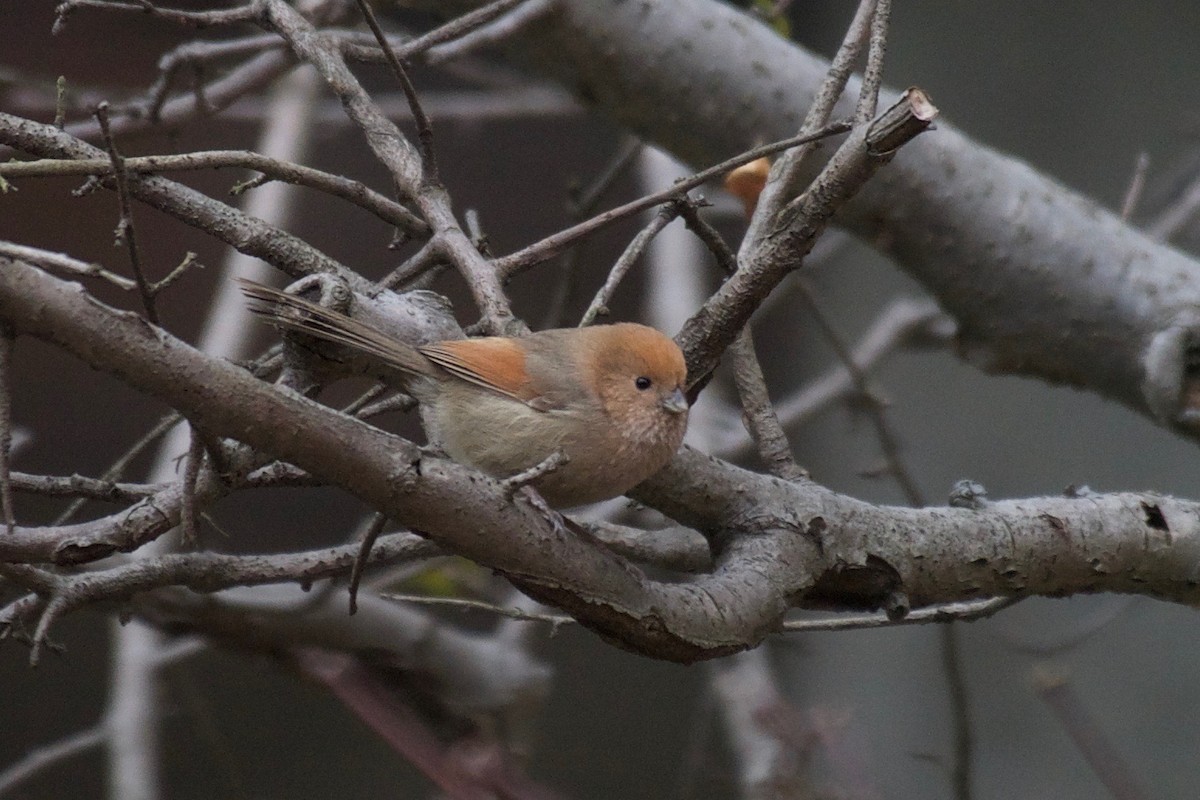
635, 376, 652, 390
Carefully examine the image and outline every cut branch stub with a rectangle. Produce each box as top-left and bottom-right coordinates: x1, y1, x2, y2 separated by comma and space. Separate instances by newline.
677, 87, 938, 388
866, 87, 939, 155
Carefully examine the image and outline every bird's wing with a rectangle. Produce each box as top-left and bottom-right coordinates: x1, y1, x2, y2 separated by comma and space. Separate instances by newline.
420, 338, 559, 409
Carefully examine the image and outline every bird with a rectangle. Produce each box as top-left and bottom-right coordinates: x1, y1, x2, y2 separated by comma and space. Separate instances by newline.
239, 279, 690, 506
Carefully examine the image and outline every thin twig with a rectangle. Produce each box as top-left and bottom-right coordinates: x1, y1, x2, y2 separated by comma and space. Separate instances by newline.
572, 136, 645, 217
341, 383, 389, 417
0, 150, 429, 239
53, 76, 68, 130
676, 198, 806, 479
729, 328, 807, 481
494, 121, 853, 279
542, 135, 643, 328
376, 238, 441, 291
0, 326, 14, 534
796, 284, 923, 505
1034, 665, 1150, 800
0, 725, 106, 798
381, 592, 575, 628
141, 34, 280, 122
742, 0, 875, 245
149, 252, 202, 296
854, 0, 891, 124
0, 242, 137, 291
70, 49, 293, 144
95, 103, 158, 324
17, 530, 442, 658
353, 0, 438, 183
718, 297, 953, 455
53, 0, 265, 33
1120, 152, 1149, 222
53, 413, 181, 525
780, 597, 1018, 632
263, 0, 515, 331
348, 511, 388, 614
676, 199, 737, 274
354, 393, 417, 420
179, 426, 205, 545
425, 0, 555, 65
8, 472, 163, 501
343, 0, 532, 65
579, 203, 680, 326
941, 624, 973, 800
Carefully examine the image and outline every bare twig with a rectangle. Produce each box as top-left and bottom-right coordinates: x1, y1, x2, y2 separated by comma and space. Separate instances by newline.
16, 530, 442, 658
382, 592, 575, 628
542, 134, 643, 328
0, 151, 429, 238
79, 50, 292, 143
425, 0, 556, 65
261, 0, 517, 330
353, 0, 439, 182
854, 0, 890, 124
941, 625, 973, 800
8, 472, 163, 501
179, 426, 206, 545
340, 383, 389, 417
376, 238, 441, 290
719, 297, 953, 454
53, 413, 181, 525
579, 203, 681, 326
742, 0, 875, 246
677, 197, 807, 480
342, 0, 533, 65
0, 242, 136, 290
676, 199, 737, 274
0, 725, 106, 798
780, 597, 1018, 632
796, 284, 923, 504
53, 76, 68, 130
0, 326, 14, 534
141, 34, 281, 122
677, 90, 936, 383
354, 392, 417, 420
95, 103, 158, 324
348, 511, 388, 615
729, 328, 807, 481
1, 110, 359, 286
1120, 152, 1149, 222
149, 252, 202, 295
1034, 665, 1150, 800
53, 0, 265, 33
494, 121, 853, 279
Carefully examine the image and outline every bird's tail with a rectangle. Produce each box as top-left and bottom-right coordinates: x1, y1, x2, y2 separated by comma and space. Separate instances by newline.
237, 278, 433, 377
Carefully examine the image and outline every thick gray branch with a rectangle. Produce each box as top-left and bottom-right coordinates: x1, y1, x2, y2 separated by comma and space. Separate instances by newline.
3, 258, 1199, 662
430, 0, 1200, 441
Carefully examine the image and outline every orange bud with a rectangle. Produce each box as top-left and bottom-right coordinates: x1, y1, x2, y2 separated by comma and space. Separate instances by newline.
724, 157, 771, 217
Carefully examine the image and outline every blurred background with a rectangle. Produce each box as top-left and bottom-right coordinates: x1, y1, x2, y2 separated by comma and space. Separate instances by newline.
2, 1, 1199, 797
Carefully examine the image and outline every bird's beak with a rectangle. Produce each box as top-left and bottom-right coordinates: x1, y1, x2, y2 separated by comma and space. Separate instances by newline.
662, 387, 689, 415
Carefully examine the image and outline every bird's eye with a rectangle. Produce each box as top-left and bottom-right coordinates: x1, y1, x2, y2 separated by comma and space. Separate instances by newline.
634, 376, 652, 390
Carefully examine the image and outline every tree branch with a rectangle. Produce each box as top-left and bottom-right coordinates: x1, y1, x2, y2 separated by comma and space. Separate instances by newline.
3, 257, 1199, 662
427, 0, 1200, 442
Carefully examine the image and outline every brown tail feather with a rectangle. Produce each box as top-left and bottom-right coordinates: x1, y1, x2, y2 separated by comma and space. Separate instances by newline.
236, 279, 433, 377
